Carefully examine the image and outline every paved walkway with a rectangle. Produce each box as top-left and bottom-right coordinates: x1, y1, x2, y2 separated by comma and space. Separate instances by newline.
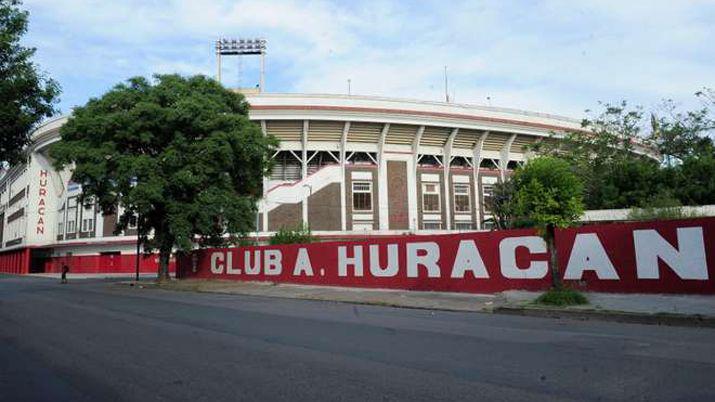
159, 280, 501, 312
156, 279, 715, 320
503, 290, 715, 317
28, 272, 168, 280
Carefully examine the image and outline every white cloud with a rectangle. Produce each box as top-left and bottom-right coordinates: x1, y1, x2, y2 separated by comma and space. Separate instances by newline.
23, 0, 715, 117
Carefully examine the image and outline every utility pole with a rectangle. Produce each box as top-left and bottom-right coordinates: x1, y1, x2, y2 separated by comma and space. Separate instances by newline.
135, 213, 140, 282
347, 79, 351, 96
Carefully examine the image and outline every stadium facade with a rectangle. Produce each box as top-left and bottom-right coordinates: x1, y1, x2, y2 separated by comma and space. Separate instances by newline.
0, 93, 650, 274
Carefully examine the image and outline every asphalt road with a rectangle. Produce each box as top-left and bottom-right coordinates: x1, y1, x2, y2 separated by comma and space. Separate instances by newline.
2, 275, 715, 401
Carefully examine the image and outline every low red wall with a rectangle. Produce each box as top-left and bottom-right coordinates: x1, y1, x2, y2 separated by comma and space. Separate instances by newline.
0, 249, 30, 274
43, 254, 176, 274
177, 217, 715, 294
557, 218, 715, 293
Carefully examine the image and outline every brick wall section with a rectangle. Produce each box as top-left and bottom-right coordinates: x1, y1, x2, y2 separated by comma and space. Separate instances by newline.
307, 183, 341, 230
448, 169, 476, 229
345, 166, 379, 230
386, 161, 409, 230
267, 202, 302, 231
416, 168, 446, 229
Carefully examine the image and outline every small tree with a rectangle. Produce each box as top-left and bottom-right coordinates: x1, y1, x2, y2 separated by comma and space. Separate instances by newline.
51, 75, 277, 280
0, 0, 60, 164
509, 157, 584, 287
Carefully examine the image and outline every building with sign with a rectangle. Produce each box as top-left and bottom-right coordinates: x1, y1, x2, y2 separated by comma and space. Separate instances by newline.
0, 93, 654, 274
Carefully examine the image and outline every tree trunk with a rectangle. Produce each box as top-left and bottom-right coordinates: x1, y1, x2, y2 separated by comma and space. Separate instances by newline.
546, 223, 561, 289
157, 243, 172, 282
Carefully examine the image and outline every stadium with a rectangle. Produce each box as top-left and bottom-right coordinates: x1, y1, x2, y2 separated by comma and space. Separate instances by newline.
0, 91, 653, 274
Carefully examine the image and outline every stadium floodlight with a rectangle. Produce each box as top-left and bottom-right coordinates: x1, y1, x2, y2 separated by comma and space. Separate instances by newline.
215, 37, 267, 90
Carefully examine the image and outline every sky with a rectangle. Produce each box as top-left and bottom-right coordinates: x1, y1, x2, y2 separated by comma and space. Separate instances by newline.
21, 0, 715, 118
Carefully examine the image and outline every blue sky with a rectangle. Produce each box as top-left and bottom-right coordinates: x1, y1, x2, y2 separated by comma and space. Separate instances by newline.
22, 0, 715, 118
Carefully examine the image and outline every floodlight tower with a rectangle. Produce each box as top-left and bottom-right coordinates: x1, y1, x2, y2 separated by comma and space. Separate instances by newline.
216, 38, 267, 91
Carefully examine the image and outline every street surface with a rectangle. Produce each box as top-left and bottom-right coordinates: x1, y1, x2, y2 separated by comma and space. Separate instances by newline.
1, 274, 715, 401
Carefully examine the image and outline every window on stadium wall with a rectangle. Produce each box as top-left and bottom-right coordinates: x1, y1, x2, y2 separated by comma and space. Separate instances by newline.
455, 222, 473, 231
352, 181, 372, 212
346, 152, 377, 165
307, 151, 339, 175
418, 154, 442, 168
423, 222, 442, 230
454, 183, 470, 213
270, 151, 302, 181
422, 183, 441, 213
81, 197, 94, 233
66, 196, 77, 234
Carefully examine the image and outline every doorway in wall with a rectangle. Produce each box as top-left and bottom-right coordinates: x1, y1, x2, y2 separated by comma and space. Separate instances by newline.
29, 248, 52, 273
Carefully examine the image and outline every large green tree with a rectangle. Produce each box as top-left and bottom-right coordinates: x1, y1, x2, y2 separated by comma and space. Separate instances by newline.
0, 0, 59, 164
51, 74, 277, 280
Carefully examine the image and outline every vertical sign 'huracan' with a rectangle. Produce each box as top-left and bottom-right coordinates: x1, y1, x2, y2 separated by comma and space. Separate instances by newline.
36, 170, 48, 235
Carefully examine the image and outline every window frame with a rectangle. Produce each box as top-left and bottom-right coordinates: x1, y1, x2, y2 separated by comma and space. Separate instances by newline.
421, 182, 441, 213
422, 221, 442, 230
352, 181, 373, 212
81, 217, 94, 233
453, 183, 471, 213
482, 184, 496, 212
455, 222, 474, 231
66, 219, 76, 234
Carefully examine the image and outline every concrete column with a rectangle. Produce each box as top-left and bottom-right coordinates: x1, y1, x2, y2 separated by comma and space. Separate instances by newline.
443, 128, 459, 230
411, 126, 425, 231
377, 123, 390, 231
301, 120, 309, 225
339, 122, 350, 231
473, 132, 489, 230
260, 120, 269, 233
499, 133, 517, 181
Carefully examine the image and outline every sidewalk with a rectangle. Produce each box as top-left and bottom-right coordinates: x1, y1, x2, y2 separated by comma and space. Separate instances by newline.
152, 279, 715, 326
157, 280, 501, 312
28, 272, 161, 280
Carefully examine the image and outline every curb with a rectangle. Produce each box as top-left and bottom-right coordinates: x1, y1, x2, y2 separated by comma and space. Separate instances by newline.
162, 284, 489, 313
494, 306, 715, 328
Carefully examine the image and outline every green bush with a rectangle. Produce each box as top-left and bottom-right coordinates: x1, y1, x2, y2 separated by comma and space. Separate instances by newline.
627, 206, 702, 221
627, 192, 703, 221
269, 224, 314, 245
535, 287, 588, 306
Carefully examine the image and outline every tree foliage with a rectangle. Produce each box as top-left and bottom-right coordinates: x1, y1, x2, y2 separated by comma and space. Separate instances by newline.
531, 101, 652, 209
51, 74, 277, 280
0, 0, 60, 164
532, 94, 715, 210
507, 157, 584, 231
